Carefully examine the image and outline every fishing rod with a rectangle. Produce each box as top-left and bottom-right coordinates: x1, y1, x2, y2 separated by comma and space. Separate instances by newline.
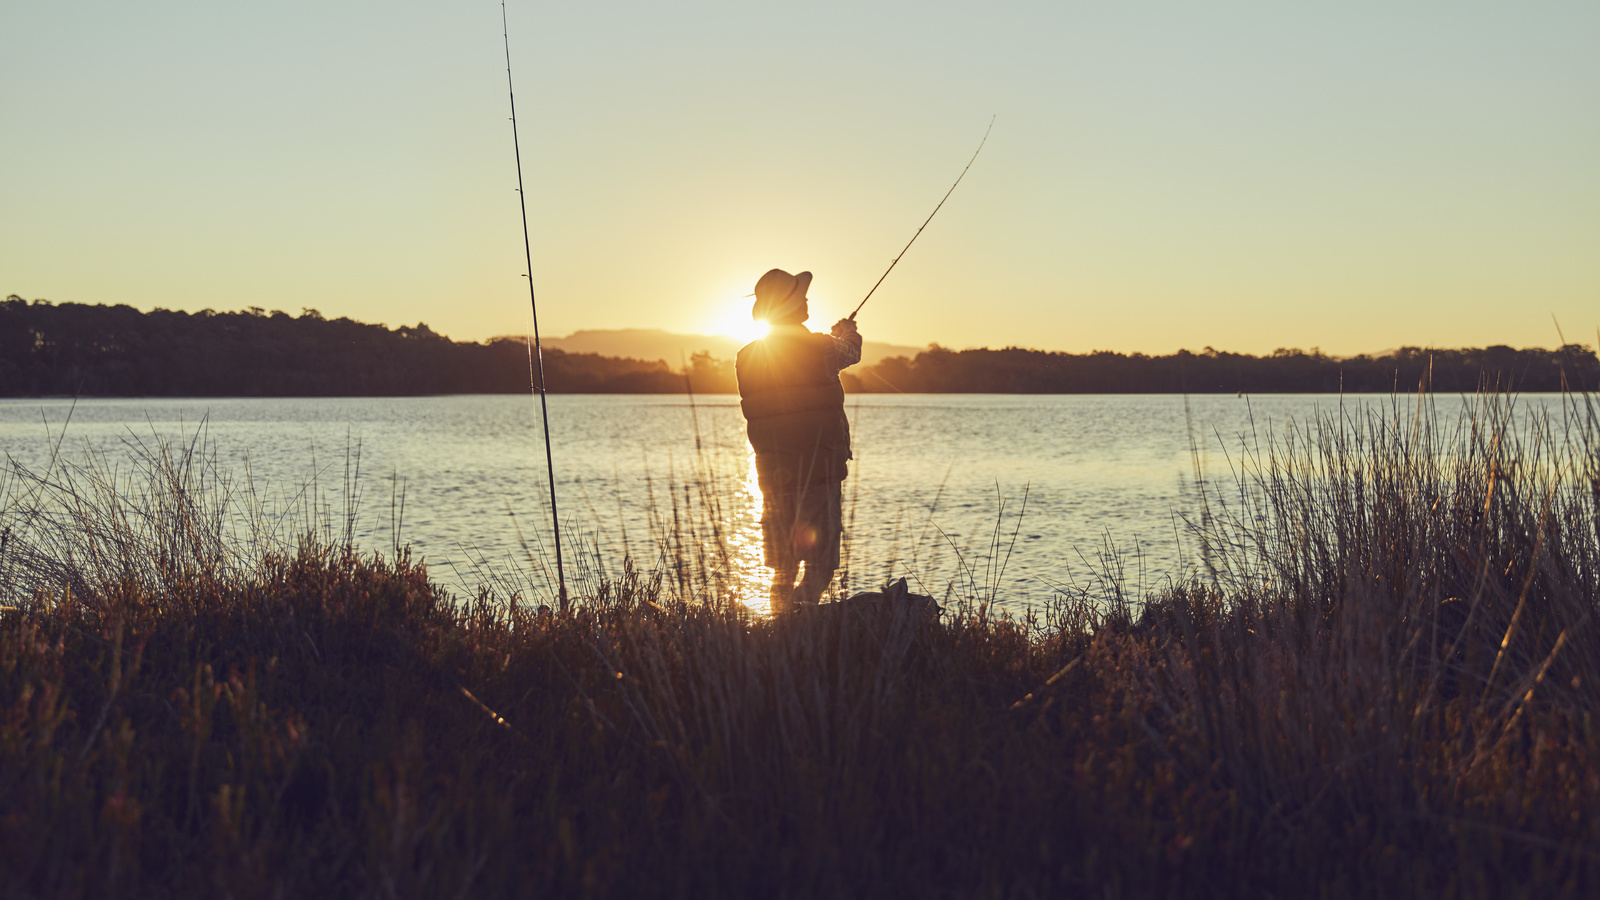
849, 116, 994, 322
501, 0, 567, 609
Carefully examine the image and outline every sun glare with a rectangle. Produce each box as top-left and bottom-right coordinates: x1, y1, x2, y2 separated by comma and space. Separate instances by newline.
720, 314, 769, 343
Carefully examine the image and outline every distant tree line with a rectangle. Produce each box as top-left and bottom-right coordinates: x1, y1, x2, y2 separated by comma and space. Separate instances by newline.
842, 344, 1600, 394
3, 296, 1594, 396
0, 296, 697, 396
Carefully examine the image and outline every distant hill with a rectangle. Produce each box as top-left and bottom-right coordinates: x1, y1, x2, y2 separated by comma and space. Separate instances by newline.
543, 328, 924, 367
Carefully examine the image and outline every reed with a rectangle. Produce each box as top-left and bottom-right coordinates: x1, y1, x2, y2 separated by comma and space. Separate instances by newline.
0, 390, 1597, 898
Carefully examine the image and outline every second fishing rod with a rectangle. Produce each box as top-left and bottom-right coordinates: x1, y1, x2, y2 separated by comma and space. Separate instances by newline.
501, 0, 566, 609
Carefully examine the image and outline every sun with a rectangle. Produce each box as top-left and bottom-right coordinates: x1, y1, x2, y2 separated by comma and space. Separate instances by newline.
711, 304, 769, 342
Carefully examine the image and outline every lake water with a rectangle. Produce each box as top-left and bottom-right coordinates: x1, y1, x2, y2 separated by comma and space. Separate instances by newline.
0, 393, 1577, 614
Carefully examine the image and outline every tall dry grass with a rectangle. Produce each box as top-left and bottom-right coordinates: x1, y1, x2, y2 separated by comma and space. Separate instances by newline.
0, 389, 1597, 897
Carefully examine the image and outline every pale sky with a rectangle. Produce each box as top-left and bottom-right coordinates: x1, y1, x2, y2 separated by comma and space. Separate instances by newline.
4, 1, 1596, 356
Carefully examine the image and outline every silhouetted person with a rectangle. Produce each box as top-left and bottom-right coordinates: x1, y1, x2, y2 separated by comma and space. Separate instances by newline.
736, 269, 862, 613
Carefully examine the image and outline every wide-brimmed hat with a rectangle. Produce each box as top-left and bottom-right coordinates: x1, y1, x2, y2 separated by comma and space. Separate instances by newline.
751, 268, 812, 322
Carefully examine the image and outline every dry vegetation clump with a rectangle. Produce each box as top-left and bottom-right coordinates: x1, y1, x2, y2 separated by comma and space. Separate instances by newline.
1, 391, 1598, 898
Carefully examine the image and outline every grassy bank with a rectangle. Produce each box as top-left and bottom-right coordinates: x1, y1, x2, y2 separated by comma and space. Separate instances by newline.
1, 393, 1598, 897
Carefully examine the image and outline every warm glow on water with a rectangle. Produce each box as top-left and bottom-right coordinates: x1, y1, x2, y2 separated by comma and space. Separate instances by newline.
728, 449, 772, 617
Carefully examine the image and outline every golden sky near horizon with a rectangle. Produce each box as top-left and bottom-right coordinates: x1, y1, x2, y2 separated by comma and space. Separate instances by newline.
3, 1, 1597, 356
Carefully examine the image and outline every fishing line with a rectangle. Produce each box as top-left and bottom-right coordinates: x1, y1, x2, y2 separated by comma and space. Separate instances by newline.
501, 0, 567, 608
849, 116, 995, 322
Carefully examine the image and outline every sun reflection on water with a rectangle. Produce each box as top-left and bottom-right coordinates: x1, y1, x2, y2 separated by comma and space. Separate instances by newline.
727, 448, 772, 617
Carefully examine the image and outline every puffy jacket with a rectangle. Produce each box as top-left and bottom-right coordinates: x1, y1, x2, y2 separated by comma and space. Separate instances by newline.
736, 328, 852, 473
